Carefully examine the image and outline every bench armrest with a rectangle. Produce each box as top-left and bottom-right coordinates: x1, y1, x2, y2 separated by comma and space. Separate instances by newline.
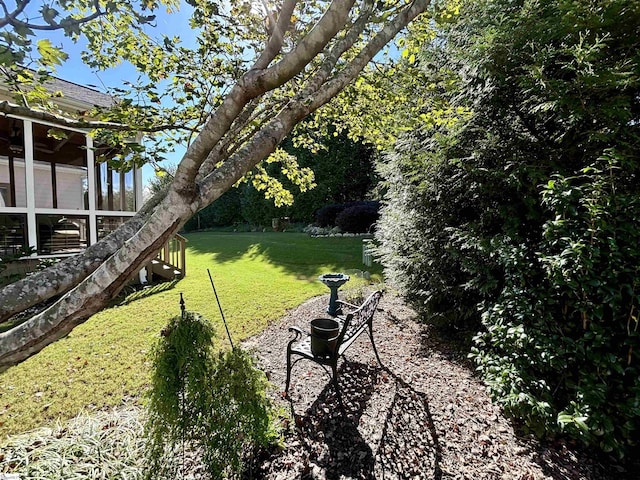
288, 326, 308, 341
336, 299, 359, 310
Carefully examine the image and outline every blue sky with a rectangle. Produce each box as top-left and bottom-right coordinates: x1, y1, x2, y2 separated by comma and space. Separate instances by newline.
37, 3, 197, 187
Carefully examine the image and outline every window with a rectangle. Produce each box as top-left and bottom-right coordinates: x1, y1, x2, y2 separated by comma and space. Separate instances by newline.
0, 117, 27, 208
97, 216, 127, 240
0, 214, 27, 257
95, 162, 136, 212
0, 184, 8, 207
32, 123, 87, 209
36, 214, 88, 255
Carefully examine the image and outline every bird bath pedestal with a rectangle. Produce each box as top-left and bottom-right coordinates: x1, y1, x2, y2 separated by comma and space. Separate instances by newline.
318, 273, 350, 316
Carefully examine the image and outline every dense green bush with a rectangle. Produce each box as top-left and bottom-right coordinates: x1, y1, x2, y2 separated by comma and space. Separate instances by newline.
471, 157, 640, 453
314, 202, 347, 228
335, 202, 380, 233
144, 311, 279, 479
377, 0, 640, 457
315, 201, 380, 231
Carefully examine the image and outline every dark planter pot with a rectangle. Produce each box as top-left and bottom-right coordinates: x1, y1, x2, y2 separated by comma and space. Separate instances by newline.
310, 318, 340, 357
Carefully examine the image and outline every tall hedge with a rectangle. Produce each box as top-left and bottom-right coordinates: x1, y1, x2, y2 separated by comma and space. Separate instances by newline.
377, 0, 640, 457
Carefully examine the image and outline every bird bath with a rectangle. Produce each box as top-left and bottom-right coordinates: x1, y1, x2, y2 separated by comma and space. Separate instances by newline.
318, 273, 350, 316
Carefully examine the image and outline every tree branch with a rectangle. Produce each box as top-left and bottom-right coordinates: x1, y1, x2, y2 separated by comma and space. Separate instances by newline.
253, 0, 298, 70
170, 0, 356, 194
0, 0, 105, 30
197, 0, 431, 207
310, 0, 431, 111
247, 0, 356, 92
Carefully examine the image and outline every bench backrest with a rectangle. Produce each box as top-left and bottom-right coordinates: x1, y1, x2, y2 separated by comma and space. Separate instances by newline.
337, 290, 383, 353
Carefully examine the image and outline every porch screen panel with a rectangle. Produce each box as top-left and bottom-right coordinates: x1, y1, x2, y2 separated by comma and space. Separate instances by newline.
95, 162, 136, 212
36, 214, 88, 255
0, 214, 27, 257
0, 117, 27, 208
123, 170, 135, 211
32, 123, 87, 210
0, 159, 26, 208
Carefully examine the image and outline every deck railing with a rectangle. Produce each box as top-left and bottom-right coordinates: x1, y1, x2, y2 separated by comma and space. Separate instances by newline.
155, 234, 187, 277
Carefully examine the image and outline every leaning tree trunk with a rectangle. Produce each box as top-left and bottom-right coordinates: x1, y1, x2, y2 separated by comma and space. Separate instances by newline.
0, 0, 431, 370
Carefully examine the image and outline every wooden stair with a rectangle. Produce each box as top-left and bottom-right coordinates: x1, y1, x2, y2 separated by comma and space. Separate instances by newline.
147, 234, 187, 281
150, 258, 183, 280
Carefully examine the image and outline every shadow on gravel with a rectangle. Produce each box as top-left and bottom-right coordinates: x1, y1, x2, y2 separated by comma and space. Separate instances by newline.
287, 361, 442, 480
385, 309, 473, 369
290, 362, 377, 479
375, 369, 443, 480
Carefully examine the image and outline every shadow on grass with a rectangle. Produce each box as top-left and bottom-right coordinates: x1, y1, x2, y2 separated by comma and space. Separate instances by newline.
184, 231, 381, 281
115, 279, 180, 307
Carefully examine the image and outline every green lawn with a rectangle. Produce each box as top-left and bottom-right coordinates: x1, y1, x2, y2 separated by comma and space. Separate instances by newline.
0, 232, 380, 438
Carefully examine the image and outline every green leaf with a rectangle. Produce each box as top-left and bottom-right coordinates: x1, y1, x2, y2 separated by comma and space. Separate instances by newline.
37, 39, 68, 67
40, 6, 59, 25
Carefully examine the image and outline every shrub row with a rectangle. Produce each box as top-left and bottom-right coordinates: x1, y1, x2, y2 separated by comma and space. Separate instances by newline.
314, 201, 380, 233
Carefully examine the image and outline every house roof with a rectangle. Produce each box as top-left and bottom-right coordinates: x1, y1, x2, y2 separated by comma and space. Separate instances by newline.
0, 68, 117, 111
42, 75, 115, 109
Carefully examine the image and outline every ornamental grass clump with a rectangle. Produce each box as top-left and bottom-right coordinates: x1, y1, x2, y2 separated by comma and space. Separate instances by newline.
144, 310, 280, 480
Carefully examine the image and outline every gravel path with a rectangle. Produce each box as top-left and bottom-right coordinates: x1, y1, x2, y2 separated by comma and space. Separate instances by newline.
242, 292, 615, 480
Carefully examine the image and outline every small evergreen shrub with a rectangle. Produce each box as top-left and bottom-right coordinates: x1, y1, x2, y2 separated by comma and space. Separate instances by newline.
335, 202, 380, 233
144, 310, 280, 479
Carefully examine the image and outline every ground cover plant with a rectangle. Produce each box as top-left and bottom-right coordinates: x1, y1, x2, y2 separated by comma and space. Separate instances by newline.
0, 231, 379, 438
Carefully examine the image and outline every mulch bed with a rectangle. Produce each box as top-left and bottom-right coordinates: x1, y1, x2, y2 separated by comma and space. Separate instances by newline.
242, 291, 628, 480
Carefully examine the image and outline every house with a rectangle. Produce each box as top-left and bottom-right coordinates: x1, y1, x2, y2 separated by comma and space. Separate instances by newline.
0, 74, 184, 280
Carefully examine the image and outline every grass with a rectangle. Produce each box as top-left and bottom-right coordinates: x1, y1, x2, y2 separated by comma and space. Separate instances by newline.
0, 232, 381, 439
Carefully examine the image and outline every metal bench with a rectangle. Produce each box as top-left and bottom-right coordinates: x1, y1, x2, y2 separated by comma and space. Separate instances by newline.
285, 290, 384, 402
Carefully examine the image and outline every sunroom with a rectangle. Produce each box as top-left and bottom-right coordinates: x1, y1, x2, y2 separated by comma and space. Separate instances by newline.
0, 114, 142, 259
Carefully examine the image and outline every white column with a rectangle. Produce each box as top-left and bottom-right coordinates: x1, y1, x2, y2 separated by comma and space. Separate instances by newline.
86, 134, 97, 245
135, 165, 143, 210
23, 120, 37, 253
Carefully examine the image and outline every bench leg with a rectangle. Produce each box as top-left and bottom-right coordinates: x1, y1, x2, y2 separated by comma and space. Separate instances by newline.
368, 325, 383, 367
285, 348, 293, 396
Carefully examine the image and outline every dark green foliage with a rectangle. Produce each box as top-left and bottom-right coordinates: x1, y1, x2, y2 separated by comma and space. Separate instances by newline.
377, 0, 640, 456
184, 188, 243, 232
144, 311, 279, 479
314, 203, 347, 228
335, 202, 380, 233
471, 156, 640, 454
240, 182, 282, 227
284, 131, 379, 224
315, 201, 380, 231
185, 130, 379, 229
